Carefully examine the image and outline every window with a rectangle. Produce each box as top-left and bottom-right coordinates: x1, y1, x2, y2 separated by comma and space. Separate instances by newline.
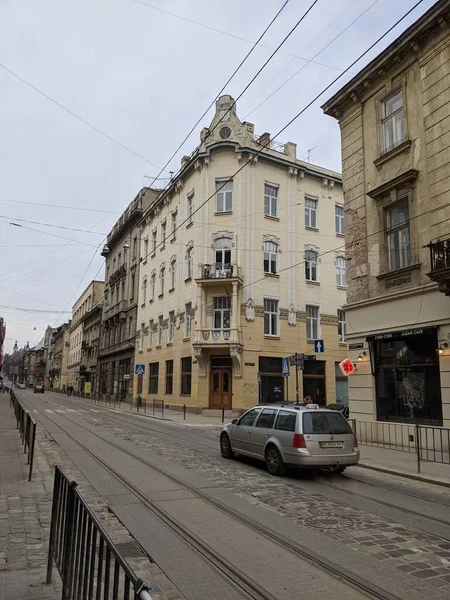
305, 250, 318, 282
214, 237, 232, 271
142, 278, 147, 305
171, 212, 177, 239
255, 408, 277, 429
337, 309, 346, 343
264, 185, 278, 218
170, 259, 176, 290
168, 311, 174, 343
336, 256, 346, 287
148, 320, 153, 349
165, 360, 173, 395
186, 246, 193, 279
128, 316, 133, 339
306, 305, 319, 340
143, 238, 149, 262
121, 280, 125, 302
157, 316, 163, 346
149, 362, 159, 394
130, 274, 135, 301
387, 203, 410, 271
181, 357, 192, 395
381, 90, 404, 153
133, 237, 137, 259
213, 296, 230, 329
187, 194, 194, 225
152, 229, 157, 255
215, 180, 233, 213
110, 287, 115, 306
264, 298, 279, 337
118, 252, 121, 266
113, 257, 116, 271
335, 205, 345, 235
275, 410, 296, 432
238, 408, 261, 427
161, 221, 166, 248
305, 197, 317, 228
303, 412, 352, 435
159, 267, 165, 296
263, 241, 278, 274
139, 323, 145, 352
184, 302, 191, 338
150, 273, 156, 301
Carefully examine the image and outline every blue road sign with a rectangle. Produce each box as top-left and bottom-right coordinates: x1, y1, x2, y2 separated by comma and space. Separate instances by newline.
314, 339, 325, 353
135, 364, 146, 376
282, 357, 290, 377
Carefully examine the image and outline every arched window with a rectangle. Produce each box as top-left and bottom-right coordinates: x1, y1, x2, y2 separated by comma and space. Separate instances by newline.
263, 241, 278, 274
305, 250, 318, 282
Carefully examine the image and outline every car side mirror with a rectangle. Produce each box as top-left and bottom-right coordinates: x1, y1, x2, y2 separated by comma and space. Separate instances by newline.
232, 419, 238, 425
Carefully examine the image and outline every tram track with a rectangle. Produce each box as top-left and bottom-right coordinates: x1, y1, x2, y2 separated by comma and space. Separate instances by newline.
24, 395, 405, 600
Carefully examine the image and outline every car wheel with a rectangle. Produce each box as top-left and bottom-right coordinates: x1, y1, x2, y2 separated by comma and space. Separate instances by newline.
220, 434, 234, 459
265, 445, 286, 476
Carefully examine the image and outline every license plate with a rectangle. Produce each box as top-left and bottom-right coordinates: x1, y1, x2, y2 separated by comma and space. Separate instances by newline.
320, 441, 344, 448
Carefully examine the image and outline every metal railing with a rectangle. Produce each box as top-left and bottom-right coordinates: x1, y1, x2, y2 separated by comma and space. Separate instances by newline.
10, 390, 36, 481
47, 466, 154, 600
201, 263, 234, 279
352, 419, 450, 473
428, 237, 450, 272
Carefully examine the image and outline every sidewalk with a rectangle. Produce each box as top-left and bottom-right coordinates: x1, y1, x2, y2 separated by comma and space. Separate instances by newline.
0, 393, 62, 599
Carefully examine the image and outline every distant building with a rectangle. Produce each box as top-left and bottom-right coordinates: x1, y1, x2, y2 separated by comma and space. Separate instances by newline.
97, 188, 159, 401
52, 322, 71, 391
134, 95, 347, 412
68, 281, 103, 392
322, 0, 450, 428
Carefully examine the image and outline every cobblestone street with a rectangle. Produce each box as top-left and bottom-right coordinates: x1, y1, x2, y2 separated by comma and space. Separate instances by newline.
15, 391, 450, 600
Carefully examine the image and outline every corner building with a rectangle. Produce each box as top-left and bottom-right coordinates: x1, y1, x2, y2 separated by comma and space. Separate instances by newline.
322, 1, 450, 428
135, 96, 347, 411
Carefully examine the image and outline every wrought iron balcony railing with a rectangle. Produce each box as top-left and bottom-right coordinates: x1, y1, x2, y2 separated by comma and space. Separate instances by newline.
201, 263, 234, 279
428, 238, 450, 272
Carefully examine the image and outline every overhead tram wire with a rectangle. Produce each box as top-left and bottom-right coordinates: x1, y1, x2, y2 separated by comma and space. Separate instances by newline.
140, 0, 291, 191
132, 0, 347, 72
244, 0, 381, 119
140, 0, 426, 268
0, 63, 166, 172
0, 214, 107, 235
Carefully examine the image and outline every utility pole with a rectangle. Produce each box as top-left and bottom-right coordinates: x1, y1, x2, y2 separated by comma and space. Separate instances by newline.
295, 352, 300, 404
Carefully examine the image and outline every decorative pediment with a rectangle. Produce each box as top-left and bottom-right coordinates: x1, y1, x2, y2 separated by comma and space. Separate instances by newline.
263, 234, 281, 246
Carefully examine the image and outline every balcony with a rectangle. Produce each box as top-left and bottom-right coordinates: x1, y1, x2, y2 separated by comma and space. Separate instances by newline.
103, 299, 128, 321
81, 341, 93, 351
193, 327, 243, 377
108, 263, 126, 287
427, 238, 450, 296
196, 263, 242, 285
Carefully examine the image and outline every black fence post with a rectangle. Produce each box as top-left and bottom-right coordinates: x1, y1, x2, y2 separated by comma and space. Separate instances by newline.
222, 406, 225, 424
183, 404, 186, 420
46, 468, 61, 584
162, 401, 164, 419
28, 421, 36, 482
62, 481, 78, 600
416, 424, 421, 474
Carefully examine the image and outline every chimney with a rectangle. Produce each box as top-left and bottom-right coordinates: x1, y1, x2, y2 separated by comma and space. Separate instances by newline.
257, 132, 271, 148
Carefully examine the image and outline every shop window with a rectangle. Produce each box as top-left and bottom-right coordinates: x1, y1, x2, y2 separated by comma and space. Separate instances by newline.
303, 360, 326, 405
369, 327, 442, 425
149, 362, 159, 394
259, 357, 284, 404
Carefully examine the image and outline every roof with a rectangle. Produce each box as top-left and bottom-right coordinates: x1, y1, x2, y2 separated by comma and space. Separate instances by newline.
322, 0, 450, 117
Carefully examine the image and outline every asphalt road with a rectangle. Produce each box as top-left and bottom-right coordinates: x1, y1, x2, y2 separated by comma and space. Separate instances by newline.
16, 389, 450, 600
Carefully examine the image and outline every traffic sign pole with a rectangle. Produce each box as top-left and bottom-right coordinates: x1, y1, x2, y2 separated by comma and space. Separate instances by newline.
295, 352, 300, 404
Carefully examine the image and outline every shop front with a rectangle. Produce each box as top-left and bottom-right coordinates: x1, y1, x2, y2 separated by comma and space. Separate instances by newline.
367, 327, 443, 426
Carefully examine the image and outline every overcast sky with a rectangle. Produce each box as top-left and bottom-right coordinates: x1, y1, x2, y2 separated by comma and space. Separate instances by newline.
0, 0, 436, 353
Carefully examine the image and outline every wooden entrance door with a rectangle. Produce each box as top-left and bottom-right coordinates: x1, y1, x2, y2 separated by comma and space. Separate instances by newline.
210, 368, 232, 409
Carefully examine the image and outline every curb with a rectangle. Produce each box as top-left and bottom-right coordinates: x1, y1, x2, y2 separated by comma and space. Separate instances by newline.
356, 462, 450, 489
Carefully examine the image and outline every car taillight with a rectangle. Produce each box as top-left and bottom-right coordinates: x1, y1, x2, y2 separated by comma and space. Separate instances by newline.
293, 433, 306, 448
353, 433, 358, 448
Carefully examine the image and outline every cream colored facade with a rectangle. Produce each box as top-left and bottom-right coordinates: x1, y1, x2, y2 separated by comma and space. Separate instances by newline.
323, 1, 450, 429
134, 95, 347, 412
52, 322, 71, 391
68, 280, 103, 391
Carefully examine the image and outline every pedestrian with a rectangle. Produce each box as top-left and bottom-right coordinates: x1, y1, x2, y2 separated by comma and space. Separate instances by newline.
304, 395, 313, 406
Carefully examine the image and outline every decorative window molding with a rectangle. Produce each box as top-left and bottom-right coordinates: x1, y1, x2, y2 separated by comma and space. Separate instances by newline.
262, 233, 281, 248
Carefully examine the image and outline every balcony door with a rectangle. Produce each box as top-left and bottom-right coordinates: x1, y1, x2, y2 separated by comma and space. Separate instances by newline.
213, 296, 231, 330
214, 237, 232, 277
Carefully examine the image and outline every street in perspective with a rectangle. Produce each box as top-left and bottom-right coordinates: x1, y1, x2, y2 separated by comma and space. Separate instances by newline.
1, 1, 450, 599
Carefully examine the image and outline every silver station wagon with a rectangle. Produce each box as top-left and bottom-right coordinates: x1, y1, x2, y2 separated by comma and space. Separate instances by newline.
220, 404, 359, 476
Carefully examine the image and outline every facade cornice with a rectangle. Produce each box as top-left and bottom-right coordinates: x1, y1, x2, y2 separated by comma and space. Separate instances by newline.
322, 1, 450, 119
367, 168, 419, 199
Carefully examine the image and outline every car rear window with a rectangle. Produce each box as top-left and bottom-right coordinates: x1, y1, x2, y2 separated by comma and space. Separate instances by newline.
302, 411, 353, 435
275, 410, 297, 432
